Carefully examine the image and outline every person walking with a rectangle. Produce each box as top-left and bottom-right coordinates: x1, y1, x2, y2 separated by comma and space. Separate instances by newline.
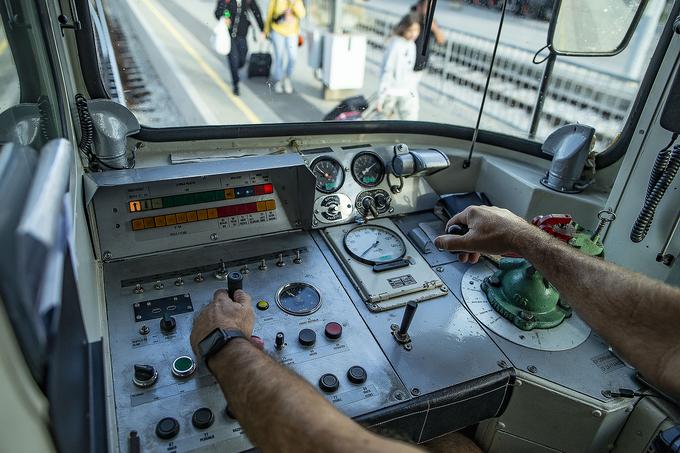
214, 0, 265, 96
376, 13, 421, 121
264, 0, 306, 94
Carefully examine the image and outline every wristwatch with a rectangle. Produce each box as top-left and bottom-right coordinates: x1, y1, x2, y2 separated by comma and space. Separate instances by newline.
198, 328, 248, 365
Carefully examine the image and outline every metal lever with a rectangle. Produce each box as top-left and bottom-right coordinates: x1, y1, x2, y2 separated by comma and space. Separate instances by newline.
227, 272, 243, 299
391, 301, 418, 350
446, 224, 470, 235
362, 196, 379, 218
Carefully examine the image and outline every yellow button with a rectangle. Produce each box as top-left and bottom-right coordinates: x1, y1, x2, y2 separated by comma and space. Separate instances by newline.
256, 300, 270, 311
197, 209, 208, 221
154, 216, 166, 227
256, 201, 267, 212
131, 219, 145, 231
224, 188, 235, 200
265, 200, 276, 211
186, 211, 198, 222
143, 217, 155, 228
165, 214, 177, 225
207, 208, 218, 219
176, 212, 187, 223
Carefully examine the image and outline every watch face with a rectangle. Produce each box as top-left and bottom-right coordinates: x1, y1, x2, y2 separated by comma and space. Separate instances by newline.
199, 328, 225, 359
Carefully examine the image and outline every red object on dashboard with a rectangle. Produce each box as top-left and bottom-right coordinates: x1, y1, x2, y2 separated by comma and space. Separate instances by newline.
531, 214, 574, 242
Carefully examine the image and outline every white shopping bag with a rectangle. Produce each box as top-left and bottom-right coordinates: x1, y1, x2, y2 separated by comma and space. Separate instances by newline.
211, 17, 231, 55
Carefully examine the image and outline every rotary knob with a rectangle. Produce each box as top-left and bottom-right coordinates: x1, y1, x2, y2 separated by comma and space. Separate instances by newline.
318, 373, 339, 393
160, 312, 176, 333
132, 364, 158, 388
374, 192, 389, 209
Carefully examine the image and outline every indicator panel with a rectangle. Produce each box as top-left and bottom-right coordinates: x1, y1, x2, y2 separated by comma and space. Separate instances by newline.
128, 183, 274, 213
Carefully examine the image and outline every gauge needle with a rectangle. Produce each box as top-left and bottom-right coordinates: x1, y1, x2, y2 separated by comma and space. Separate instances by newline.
361, 240, 380, 257
314, 169, 331, 179
361, 163, 377, 175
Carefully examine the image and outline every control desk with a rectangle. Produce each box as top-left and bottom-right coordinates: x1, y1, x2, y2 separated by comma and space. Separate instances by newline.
86, 146, 638, 452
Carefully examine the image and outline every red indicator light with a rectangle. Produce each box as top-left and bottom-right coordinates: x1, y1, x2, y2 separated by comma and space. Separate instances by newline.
263, 183, 274, 194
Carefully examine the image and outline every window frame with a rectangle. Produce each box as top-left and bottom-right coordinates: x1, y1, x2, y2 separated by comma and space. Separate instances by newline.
72, 0, 680, 170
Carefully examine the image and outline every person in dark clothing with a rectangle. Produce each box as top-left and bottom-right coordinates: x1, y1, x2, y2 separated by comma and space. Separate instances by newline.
410, 0, 446, 72
214, 0, 265, 96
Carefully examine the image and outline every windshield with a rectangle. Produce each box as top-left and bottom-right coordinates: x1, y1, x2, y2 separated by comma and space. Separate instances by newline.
95, 0, 671, 152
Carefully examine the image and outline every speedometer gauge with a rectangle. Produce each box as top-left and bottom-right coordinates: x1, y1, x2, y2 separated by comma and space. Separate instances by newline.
351, 152, 385, 187
311, 157, 345, 193
344, 225, 406, 265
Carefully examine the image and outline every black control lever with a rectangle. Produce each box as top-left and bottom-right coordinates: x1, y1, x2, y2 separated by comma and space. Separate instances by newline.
446, 224, 469, 235
391, 301, 417, 350
227, 272, 243, 299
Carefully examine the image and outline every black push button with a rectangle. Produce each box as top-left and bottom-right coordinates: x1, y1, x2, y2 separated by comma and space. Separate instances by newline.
192, 407, 214, 429
298, 328, 316, 346
225, 404, 237, 420
347, 366, 367, 384
155, 417, 180, 439
319, 373, 339, 393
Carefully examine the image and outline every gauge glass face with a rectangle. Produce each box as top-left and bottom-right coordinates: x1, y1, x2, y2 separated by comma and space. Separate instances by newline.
311, 157, 344, 193
344, 225, 406, 265
351, 152, 385, 187
276, 283, 322, 316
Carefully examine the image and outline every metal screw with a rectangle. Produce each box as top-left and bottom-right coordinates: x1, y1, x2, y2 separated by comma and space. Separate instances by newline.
435, 266, 444, 272
440, 285, 448, 293
411, 388, 420, 396
210, 233, 218, 241
558, 300, 571, 310
154, 281, 164, 290
394, 391, 405, 401
497, 360, 508, 368
139, 325, 149, 335
404, 343, 412, 351
174, 278, 184, 286
601, 390, 612, 398
293, 250, 302, 264
259, 259, 268, 271
134, 284, 144, 294
103, 251, 113, 262
194, 273, 204, 282
527, 365, 538, 374
591, 409, 603, 418
519, 311, 534, 321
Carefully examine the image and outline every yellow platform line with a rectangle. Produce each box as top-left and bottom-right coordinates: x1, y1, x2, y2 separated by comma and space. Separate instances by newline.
0, 39, 8, 55
141, 0, 261, 124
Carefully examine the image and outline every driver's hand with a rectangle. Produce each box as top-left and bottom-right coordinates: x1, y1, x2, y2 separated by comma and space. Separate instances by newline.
434, 206, 531, 264
190, 289, 255, 356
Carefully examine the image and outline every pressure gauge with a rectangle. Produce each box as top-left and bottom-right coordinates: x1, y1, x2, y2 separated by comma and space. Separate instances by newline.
351, 152, 385, 187
343, 225, 406, 265
311, 157, 345, 194
275, 282, 322, 316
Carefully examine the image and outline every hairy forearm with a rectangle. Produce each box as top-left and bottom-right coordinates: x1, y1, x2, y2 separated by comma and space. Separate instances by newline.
517, 229, 680, 396
211, 340, 420, 453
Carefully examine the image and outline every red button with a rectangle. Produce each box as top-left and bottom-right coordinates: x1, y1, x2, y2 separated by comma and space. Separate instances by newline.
250, 335, 265, 350
324, 322, 343, 340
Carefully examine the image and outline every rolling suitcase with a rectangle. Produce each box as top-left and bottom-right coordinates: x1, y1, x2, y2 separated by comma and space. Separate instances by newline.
248, 36, 272, 78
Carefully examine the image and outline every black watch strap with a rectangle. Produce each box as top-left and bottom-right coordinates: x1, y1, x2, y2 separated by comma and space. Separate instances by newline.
198, 328, 248, 364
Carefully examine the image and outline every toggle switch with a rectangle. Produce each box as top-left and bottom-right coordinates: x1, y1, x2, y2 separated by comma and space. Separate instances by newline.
391, 301, 417, 349
275, 332, 285, 350
227, 272, 243, 299
160, 312, 176, 333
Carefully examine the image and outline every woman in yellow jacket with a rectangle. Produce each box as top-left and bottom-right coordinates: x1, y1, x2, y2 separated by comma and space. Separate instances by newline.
265, 0, 306, 94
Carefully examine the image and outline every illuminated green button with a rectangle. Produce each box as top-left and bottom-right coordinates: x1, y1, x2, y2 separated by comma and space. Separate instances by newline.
172, 356, 196, 378
256, 300, 270, 311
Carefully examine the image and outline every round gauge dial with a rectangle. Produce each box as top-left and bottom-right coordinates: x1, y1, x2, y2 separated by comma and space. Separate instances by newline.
275, 282, 322, 316
351, 152, 385, 187
311, 157, 345, 194
344, 225, 407, 265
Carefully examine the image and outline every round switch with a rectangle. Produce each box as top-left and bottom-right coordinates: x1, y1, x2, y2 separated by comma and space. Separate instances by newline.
155, 417, 180, 439
324, 322, 343, 340
132, 364, 158, 388
256, 300, 270, 311
347, 366, 367, 384
298, 328, 316, 347
192, 408, 214, 429
224, 404, 237, 420
172, 356, 196, 378
319, 373, 339, 393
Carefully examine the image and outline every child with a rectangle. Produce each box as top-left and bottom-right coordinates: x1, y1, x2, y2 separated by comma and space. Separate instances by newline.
377, 13, 421, 121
